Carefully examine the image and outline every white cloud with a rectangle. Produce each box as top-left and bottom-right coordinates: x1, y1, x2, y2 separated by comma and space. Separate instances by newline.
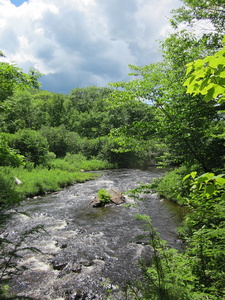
0, 0, 181, 93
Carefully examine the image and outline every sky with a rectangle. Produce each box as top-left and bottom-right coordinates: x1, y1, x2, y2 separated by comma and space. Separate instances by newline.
0, 0, 182, 94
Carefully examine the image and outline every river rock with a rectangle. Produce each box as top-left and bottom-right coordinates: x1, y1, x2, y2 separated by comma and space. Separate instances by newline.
14, 177, 22, 185
71, 263, 82, 273
90, 189, 125, 207
51, 258, 68, 271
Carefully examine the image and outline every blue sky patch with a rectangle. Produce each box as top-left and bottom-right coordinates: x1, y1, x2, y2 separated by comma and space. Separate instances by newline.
10, 0, 28, 7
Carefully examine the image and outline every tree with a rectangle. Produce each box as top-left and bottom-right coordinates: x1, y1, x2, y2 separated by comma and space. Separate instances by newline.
10, 129, 49, 166
69, 86, 113, 113
0, 137, 24, 167
0, 55, 42, 169
48, 94, 67, 127
0, 91, 35, 133
182, 36, 225, 170
107, 27, 225, 171
40, 125, 82, 157
171, 0, 225, 37
0, 57, 41, 102
109, 36, 222, 171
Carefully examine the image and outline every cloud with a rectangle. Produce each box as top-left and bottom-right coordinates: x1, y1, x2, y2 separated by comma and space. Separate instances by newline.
0, 0, 181, 94
96, 0, 139, 40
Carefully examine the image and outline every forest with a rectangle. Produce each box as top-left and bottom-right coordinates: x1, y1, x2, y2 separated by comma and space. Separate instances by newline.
0, 0, 225, 299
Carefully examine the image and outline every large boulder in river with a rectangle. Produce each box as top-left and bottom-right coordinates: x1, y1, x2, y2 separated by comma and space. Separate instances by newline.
90, 189, 125, 207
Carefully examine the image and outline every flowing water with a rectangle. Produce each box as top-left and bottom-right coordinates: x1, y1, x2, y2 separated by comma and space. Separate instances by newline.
2, 168, 186, 300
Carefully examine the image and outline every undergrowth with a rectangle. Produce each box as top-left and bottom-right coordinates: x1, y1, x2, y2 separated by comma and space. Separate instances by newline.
149, 165, 200, 205
126, 169, 225, 300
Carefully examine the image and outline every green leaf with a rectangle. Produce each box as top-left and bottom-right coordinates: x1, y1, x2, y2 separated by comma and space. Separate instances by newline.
206, 184, 215, 196
190, 171, 197, 179
218, 96, 225, 104
217, 71, 225, 78
186, 83, 199, 94
195, 176, 208, 184
183, 77, 192, 87
186, 62, 194, 75
209, 57, 225, 68
216, 177, 225, 184
218, 78, 225, 86
199, 78, 209, 92
203, 87, 215, 102
193, 59, 205, 69
183, 173, 191, 181
194, 70, 206, 80
212, 85, 225, 98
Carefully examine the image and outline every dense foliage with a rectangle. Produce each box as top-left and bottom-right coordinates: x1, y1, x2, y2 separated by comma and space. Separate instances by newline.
106, 0, 225, 298
0, 85, 156, 169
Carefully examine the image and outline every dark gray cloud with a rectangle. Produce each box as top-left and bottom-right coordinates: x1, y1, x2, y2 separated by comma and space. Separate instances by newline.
41, 9, 92, 53
0, 0, 181, 94
96, 0, 139, 40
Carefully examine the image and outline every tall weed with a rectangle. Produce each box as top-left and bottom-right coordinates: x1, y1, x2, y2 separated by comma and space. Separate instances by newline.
127, 214, 219, 300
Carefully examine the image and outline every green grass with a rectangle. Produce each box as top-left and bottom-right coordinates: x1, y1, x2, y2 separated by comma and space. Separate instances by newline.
7, 167, 99, 198
49, 153, 114, 172
0, 154, 114, 205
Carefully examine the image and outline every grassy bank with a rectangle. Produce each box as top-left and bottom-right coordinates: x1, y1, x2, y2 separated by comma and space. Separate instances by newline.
0, 167, 99, 205
12, 168, 99, 197
0, 154, 114, 207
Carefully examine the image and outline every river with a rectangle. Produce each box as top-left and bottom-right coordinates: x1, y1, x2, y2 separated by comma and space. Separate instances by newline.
2, 168, 186, 300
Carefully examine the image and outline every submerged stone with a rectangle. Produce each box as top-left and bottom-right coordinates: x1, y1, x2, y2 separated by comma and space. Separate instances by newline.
51, 259, 68, 271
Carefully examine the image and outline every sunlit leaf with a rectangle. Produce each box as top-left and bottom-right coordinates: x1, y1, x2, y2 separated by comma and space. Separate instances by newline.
183, 173, 191, 181
190, 171, 197, 179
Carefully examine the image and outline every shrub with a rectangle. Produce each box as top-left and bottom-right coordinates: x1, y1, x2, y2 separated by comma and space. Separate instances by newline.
10, 129, 49, 166
0, 167, 21, 208
97, 189, 112, 204
127, 214, 195, 300
150, 165, 198, 205
0, 137, 24, 167
40, 125, 82, 157
180, 172, 225, 296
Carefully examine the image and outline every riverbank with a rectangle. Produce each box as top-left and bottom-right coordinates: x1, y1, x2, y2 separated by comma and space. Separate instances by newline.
142, 166, 225, 299
0, 155, 114, 208
13, 168, 100, 197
